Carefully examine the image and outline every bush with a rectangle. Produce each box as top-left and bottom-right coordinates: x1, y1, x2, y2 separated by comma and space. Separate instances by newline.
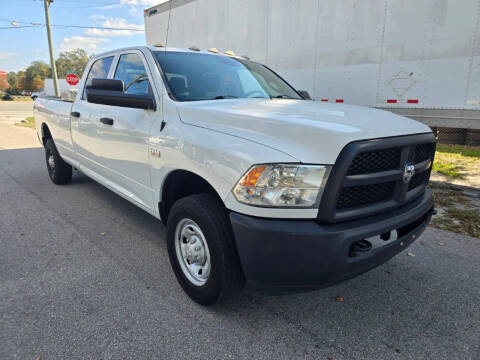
6, 87, 21, 95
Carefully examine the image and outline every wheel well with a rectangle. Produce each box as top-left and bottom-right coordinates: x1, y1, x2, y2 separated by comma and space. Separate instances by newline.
41, 123, 52, 146
159, 170, 222, 225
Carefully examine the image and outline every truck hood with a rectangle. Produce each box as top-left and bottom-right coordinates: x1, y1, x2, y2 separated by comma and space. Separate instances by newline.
175, 99, 432, 164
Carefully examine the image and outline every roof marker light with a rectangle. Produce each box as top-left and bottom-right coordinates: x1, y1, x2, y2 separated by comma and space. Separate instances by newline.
189, 45, 201, 51
224, 50, 236, 56
154, 43, 164, 48
387, 99, 397, 103
207, 48, 219, 53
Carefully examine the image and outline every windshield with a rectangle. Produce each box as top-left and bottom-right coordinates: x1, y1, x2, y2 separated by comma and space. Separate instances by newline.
153, 51, 302, 101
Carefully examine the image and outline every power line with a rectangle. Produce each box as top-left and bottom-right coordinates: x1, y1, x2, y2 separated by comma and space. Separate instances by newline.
0, 25, 144, 31
52, 24, 144, 31
52, 1, 118, 9
0, 18, 144, 32
53, 0, 118, 4
0, 25, 39, 30
0, 18, 40, 24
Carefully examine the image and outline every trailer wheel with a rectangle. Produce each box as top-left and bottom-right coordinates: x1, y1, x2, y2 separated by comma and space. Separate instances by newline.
166, 194, 244, 305
45, 138, 72, 185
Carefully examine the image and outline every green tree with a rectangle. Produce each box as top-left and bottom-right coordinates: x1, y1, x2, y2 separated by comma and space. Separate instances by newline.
25, 61, 51, 79
32, 76, 44, 91
6, 72, 19, 94
0, 78, 9, 92
7, 72, 17, 88
5, 49, 89, 92
55, 49, 90, 78
24, 61, 51, 90
16, 71, 26, 91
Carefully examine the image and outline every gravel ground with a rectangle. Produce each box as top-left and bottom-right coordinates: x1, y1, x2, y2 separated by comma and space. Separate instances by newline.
1, 102, 479, 359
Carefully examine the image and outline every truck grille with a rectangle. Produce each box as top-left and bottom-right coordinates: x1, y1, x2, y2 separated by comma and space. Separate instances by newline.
318, 133, 436, 223
347, 148, 401, 175
413, 142, 436, 163
336, 182, 395, 210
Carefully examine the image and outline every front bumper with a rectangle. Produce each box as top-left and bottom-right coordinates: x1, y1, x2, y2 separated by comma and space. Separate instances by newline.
230, 189, 434, 291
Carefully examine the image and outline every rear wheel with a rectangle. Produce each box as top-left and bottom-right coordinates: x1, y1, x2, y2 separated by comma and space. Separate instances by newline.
45, 138, 72, 185
166, 194, 244, 305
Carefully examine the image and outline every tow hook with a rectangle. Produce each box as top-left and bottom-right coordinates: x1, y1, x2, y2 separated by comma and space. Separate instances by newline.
348, 239, 373, 257
380, 231, 391, 241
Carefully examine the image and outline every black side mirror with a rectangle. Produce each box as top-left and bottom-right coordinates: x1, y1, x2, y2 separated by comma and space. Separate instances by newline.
298, 90, 312, 100
89, 78, 124, 92
86, 78, 156, 110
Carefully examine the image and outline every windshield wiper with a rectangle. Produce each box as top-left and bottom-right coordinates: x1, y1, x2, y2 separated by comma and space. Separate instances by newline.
212, 95, 239, 99
274, 94, 294, 99
125, 74, 148, 90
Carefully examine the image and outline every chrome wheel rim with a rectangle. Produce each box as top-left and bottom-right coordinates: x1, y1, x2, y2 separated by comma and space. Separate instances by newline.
47, 151, 55, 178
174, 218, 211, 286
48, 154, 55, 171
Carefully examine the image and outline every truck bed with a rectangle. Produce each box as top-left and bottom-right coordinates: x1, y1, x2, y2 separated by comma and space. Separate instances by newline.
34, 96, 76, 165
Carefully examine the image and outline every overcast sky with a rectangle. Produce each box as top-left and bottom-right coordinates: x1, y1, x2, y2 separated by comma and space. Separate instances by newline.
0, 0, 165, 73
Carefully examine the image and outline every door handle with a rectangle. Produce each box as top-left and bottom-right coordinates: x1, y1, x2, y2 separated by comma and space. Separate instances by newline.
100, 117, 114, 125
71, 111, 80, 118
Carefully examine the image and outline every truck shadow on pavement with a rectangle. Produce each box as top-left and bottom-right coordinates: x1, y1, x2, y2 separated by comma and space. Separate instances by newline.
1, 147, 478, 359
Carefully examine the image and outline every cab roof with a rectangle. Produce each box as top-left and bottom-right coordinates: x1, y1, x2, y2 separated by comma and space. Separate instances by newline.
93, 46, 250, 61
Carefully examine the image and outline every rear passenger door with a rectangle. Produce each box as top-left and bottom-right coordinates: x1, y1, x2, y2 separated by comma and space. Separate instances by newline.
89, 50, 160, 212
71, 55, 115, 175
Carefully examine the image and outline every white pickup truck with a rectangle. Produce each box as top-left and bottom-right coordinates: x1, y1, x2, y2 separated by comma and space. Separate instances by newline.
34, 46, 436, 305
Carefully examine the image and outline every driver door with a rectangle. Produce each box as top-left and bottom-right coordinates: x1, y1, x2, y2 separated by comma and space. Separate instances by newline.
89, 50, 160, 211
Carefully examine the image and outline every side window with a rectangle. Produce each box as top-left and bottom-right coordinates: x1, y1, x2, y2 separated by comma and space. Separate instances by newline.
114, 53, 151, 95
82, 56, 114, 98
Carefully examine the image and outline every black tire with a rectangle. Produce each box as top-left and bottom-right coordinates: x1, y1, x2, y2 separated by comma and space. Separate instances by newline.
166, 194, 245, 305
45, 138, 72, 185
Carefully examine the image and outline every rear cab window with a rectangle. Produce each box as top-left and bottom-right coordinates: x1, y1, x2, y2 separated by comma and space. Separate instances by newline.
82, 56, 114, 99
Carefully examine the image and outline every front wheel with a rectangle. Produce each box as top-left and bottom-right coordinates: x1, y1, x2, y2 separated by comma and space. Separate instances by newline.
45, 138, 72, 185
166, 194, 244, 305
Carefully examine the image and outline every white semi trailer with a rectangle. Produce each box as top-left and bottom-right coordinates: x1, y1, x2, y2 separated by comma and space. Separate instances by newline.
34, 79, 77, 101
144, 0, 480, 141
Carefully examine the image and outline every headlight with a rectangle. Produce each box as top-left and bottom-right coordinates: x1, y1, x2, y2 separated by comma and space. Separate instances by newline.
232, 164, 329, 207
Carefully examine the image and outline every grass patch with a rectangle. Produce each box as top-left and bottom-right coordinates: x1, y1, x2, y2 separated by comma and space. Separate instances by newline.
432, 188, 470, 207
15, 116, 35, 129
436, 144, 480, 158
432, 161, 464, 178
1, 96, 33, 101
431, 207, 480, 238
430, 184, 480, 238
432, 144, 480, 180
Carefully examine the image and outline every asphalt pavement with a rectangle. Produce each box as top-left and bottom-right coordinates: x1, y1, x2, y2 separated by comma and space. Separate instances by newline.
0, 101, 479, 359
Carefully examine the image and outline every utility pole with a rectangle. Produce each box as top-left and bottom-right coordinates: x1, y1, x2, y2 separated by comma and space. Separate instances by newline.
43, 0, 60, 97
